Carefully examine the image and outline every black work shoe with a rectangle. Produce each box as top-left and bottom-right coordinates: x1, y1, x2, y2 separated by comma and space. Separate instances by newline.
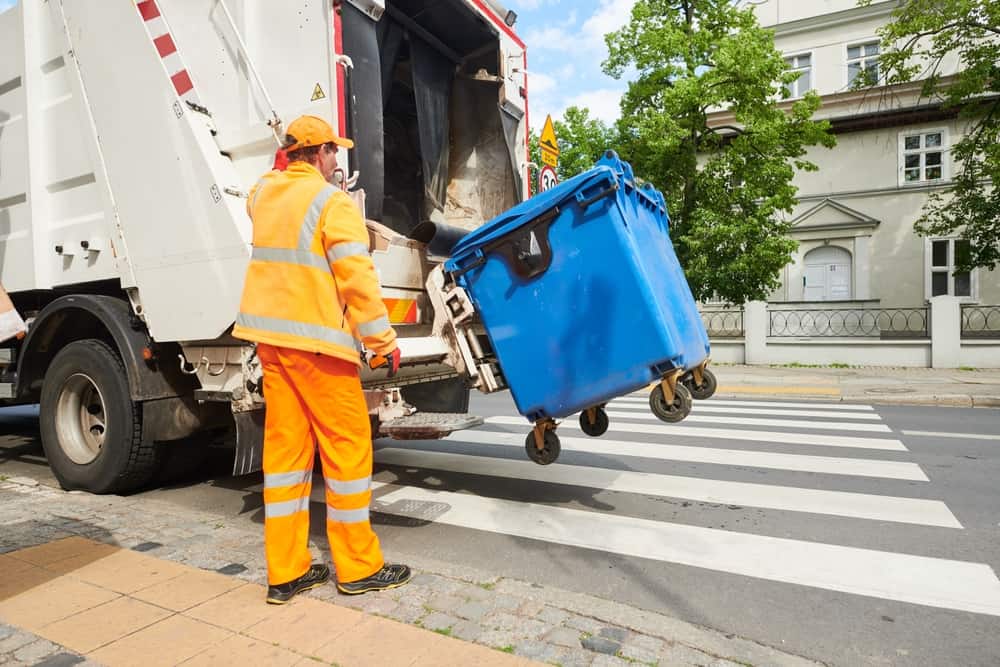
337, 563, 412, 595
266, 563, 330, 605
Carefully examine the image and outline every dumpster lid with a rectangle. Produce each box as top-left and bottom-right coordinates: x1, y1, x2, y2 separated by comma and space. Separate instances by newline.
446, 151, 666, 268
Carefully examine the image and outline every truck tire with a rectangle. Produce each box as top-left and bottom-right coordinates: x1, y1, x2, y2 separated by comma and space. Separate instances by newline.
39, 339, 158, 494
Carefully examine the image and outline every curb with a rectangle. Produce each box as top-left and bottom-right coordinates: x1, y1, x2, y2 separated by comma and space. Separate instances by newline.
710, 391, 1000, 408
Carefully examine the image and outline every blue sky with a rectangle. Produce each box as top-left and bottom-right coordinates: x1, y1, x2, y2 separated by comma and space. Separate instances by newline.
0, 0, 631, 127
508, 0, 635, 128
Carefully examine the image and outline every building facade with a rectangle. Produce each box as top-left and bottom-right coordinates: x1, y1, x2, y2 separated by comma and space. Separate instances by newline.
711, 0, 999, 308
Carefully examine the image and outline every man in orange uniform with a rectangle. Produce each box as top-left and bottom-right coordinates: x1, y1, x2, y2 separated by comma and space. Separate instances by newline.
233, 115, 411, 604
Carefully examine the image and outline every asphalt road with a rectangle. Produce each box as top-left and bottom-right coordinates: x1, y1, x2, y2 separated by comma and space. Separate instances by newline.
2, 396, 999, 666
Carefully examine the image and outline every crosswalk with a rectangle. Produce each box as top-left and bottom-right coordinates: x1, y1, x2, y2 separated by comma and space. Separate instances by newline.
362, 396, 1000, 617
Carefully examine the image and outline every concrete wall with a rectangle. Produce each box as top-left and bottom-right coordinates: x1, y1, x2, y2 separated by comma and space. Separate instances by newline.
707, 298, 1000, 368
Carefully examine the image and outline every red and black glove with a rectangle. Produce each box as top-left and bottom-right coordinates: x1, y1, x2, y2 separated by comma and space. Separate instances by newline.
368, 348, 401, 378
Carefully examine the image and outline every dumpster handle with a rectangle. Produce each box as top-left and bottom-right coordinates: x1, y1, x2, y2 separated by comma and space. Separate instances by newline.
575, 182, 619, 210
451, 207, 560, 281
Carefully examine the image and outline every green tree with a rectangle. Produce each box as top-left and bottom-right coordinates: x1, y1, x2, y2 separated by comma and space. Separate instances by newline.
603, 0, 836, 304
550, 107, 616, 180
862, 0, 1000, 272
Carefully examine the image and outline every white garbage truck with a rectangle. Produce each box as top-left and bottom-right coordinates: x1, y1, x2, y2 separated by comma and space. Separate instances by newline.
0, 0, 527, 493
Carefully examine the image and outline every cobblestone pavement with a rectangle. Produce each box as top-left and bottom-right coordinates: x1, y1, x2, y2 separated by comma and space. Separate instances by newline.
0, 622, 97, 667
0, 476, 820, 667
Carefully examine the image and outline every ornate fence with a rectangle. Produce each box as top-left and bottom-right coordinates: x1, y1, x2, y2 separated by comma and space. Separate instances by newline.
768, 307, 930, 338
700, 307, 744, 338
961, 304, 1000, 339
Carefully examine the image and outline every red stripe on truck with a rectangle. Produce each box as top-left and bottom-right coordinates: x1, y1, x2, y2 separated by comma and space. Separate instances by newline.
153, 34, 177, 58
137, 0, 160, 21
171, 70, 194, 96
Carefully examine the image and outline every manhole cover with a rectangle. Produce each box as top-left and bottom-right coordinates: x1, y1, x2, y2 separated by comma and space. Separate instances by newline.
865, 387, 916, 394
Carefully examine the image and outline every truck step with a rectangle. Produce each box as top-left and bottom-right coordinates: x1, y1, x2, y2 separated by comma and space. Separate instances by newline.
0, 348, 13, 365
0, 383, 12, 399
380, 413, 484, 440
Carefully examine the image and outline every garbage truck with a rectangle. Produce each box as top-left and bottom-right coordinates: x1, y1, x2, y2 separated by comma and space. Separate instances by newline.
0, 0, 532, 493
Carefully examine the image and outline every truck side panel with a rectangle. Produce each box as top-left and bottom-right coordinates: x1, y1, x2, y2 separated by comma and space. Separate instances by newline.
52, 1, 253, 342
0, 2, 118, 292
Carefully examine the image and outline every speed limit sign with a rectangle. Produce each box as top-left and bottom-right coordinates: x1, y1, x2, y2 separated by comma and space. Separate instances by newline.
538, 165, 558, 193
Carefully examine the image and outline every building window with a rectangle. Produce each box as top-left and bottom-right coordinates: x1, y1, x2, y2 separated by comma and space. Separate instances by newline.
899, 129, 948, 185
784, 53, 811, 98
847, 41, 879, 86
927, 238, 974, 299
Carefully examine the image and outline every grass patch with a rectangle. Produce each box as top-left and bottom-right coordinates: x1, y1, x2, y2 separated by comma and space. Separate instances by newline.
829, 362, 850, 368
499, 645, 515, 654
477, 581, 496, 590
774, 362, 852, 369
433, 627, 453, 637
960, 366, 978, 371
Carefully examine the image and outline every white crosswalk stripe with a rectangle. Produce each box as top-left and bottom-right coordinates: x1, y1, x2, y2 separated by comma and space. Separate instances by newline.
610, 403, 883, 421
443, 429, 922, 478
372, 485, 1000, 617
361, 398, 995, 616
617, 396, 875, 411
602, 412, 893, 433
485, 415, 907, 451
374, 448, 961, 528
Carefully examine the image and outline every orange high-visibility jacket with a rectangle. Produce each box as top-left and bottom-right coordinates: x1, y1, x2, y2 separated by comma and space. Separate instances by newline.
232, 163, 396, 364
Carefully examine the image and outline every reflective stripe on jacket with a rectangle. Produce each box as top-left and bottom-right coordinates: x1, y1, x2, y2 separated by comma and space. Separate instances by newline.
232, 162, 397, 364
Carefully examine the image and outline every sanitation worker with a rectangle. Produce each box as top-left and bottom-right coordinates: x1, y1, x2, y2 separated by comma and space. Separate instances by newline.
233, 115, 411, 604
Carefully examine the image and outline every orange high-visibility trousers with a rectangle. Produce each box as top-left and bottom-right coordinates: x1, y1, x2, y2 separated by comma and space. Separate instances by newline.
258, 343, 384, 586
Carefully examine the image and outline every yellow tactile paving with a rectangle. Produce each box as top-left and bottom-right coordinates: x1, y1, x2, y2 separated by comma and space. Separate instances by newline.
243, 597, 365, 656
40, 596, 172, 653
1, 537, 537, 667
88, 614, 233, 667
41, 547, 190, 593
130, 568, 245, 612
0, 577, 120, 632
183, 584, 289, 632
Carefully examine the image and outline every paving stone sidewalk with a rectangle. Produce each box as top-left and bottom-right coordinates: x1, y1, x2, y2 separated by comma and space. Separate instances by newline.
0, 622, 95, 667
0, 477, 821, 667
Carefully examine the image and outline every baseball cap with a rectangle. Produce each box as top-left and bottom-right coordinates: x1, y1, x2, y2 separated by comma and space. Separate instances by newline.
283, 115, 354, 151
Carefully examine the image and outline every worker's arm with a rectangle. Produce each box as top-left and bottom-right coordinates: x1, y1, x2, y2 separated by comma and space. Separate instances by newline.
320, 193, 397, 356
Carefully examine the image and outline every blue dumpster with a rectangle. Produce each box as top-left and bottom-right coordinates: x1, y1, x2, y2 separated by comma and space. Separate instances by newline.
445, 152, 710, 423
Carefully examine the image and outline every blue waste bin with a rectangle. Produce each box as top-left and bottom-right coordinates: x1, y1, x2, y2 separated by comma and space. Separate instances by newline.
445, 152, 710, 422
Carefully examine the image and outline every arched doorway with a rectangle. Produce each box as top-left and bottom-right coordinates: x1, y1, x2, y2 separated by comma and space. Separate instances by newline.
803, 246, 852, 301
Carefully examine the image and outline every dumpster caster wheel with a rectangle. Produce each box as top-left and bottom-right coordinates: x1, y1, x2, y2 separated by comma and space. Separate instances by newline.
650, 383, 692, 423
683, 368, 717, 400
579, 407, 609, 437
525, 431, 560, 465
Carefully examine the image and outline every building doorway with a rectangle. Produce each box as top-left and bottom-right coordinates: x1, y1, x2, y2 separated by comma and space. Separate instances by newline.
803, 246, 852, 301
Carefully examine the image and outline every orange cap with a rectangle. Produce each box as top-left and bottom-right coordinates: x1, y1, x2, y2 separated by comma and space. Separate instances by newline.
282, 115, 354, 151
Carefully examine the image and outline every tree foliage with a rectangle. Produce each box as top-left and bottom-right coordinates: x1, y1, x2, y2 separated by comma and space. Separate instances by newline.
602, 0, 835, 304
863, 0, 1000, 272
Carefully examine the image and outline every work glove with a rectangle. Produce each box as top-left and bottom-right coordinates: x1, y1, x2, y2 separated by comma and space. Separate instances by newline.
367, 348, 401, 379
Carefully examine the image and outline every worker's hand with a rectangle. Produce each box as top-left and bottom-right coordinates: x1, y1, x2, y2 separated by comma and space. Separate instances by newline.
368, 348, 401, 378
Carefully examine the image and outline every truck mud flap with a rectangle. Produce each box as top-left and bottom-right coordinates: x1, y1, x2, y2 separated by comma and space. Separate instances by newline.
232, 409, 264, 476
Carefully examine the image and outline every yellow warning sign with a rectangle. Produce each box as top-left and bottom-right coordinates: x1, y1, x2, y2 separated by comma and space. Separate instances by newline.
311, 83, 326, 101
541, 150, 558, 168
539, 114, 559, 157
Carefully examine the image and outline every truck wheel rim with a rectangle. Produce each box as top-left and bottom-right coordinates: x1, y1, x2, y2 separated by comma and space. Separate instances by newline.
56, 373, 107, 465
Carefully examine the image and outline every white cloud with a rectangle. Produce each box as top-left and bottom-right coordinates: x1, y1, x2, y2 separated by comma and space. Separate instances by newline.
528, 70, 557, 95
559, 86, 626, 125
